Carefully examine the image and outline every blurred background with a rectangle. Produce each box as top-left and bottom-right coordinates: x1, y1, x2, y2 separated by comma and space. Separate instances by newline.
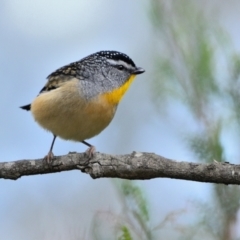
1, 0, 240, 239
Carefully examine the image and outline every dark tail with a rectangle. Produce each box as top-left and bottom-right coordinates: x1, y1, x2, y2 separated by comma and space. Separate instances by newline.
20, 104, 31, 111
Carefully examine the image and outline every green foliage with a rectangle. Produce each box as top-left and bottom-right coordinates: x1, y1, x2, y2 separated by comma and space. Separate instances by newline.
150, 0, 224, 121
118, 226, 132, 240
116, 180, 152, 240
91, 180, 152, 240
149, 0, 240, 239
120, 180, 149, 222
189, 122, 224, 163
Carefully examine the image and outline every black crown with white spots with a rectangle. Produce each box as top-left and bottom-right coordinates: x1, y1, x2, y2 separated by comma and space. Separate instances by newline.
96, 51, 136, 67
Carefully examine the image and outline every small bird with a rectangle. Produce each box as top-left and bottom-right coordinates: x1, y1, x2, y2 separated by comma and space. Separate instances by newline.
20, 51, 145, 163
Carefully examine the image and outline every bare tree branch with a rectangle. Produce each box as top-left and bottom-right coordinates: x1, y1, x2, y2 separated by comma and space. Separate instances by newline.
1, 151, 240, 184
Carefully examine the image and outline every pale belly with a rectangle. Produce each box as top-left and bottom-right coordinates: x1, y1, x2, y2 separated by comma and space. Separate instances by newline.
31, 80, 116, 141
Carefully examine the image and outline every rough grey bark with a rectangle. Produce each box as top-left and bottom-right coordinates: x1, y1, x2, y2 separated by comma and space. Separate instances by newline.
1, 151, 240, 184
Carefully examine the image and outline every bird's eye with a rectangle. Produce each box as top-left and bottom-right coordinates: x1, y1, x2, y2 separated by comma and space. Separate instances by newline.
117, 65, 124, 70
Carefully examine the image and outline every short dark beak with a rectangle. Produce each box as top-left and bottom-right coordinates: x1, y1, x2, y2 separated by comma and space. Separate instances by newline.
132, 67, 145, 75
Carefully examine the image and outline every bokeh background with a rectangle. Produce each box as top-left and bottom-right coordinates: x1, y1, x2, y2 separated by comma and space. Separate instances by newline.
1, 1, 240, 239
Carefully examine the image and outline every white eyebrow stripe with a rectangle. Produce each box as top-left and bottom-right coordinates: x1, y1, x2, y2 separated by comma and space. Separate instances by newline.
106, 59, 134, 70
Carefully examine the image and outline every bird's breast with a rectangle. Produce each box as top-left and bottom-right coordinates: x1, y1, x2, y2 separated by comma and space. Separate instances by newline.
31, 79, 117, 141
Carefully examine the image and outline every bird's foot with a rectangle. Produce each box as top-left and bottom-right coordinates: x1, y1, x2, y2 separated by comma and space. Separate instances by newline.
44, 151, 55, 164
85, 145, 96, 159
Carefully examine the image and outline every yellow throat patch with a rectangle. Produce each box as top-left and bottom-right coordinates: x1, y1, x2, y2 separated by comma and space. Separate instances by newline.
102, 75, 136, 105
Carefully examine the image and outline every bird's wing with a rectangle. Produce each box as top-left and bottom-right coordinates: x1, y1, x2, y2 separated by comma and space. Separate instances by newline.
20, 61, 86, 111
39, 61, 84, 94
